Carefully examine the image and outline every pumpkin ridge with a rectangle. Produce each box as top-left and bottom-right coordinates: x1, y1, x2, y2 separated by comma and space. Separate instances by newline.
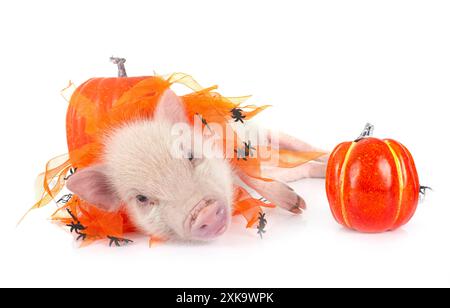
339, 141, 357, 229
384, 140, 404, 228
387, 139, 420, 229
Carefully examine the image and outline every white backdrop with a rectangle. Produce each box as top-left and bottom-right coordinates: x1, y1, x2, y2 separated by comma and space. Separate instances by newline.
0, 0, 449, 287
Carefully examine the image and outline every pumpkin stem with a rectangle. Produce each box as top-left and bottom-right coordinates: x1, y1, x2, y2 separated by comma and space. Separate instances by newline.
355, 123, 374, 142
110, 56, 127, 77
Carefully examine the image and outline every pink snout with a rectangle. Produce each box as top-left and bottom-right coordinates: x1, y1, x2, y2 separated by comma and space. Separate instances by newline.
185, 199, 229, 239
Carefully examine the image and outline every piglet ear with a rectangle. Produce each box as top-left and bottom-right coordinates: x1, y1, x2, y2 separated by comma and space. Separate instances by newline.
66, 165, 121, 212
154, 89, 188, 124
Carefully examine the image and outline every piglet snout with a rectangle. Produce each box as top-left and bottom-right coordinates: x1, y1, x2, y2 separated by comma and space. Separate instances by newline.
186, 199, 228, 239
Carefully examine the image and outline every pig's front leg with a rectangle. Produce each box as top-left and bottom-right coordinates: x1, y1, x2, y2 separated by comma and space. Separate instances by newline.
237, 171, 306, 214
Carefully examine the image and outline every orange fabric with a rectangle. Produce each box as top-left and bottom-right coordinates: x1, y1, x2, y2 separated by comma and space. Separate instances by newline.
232, 186, 276, 228
51, 195, 135, 246
27, 72, 324, 244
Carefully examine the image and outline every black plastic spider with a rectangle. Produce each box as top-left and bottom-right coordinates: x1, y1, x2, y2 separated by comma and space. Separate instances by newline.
107, 236, 134, 247
257, 212, 267, 239
66, 209, 87, 241
56, 194, 73, 205
64, 167, 77, 181
235, 141, 256, 161
243, 141, 256, 157
231, 108, 246, 123
66, 221, 85, 233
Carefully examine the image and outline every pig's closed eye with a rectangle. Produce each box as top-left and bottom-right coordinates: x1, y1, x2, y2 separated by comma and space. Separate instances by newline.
136, 194, 155, 206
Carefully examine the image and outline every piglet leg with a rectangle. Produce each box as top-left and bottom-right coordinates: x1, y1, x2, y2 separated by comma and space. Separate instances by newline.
261, 161, 327, 183
263, 131, 329, 182
237, 171, 306, 214
268, 131, 329, 163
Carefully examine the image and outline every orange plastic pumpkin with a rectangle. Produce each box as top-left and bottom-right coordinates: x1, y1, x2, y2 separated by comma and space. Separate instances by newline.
326, 124, 420, 232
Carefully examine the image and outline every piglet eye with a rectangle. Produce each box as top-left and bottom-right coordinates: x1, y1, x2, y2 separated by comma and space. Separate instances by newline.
136, 195, 157, 207
136, 194, 149, 204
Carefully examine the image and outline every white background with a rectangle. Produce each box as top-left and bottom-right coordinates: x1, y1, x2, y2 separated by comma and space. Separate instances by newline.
0, 0, 449, 287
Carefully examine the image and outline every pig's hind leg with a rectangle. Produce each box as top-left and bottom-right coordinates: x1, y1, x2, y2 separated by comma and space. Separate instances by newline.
261, 131, 329, 183
234, 128, 328, 212
261, 162, 327, 183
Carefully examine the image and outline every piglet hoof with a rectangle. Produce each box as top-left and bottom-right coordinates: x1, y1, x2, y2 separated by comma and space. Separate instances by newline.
237, 171, 307, 215
266, 183, 307, 215
289, 194, 306, 214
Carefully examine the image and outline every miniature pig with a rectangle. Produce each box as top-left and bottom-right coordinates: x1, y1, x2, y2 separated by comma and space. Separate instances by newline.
66, 88, 327, 241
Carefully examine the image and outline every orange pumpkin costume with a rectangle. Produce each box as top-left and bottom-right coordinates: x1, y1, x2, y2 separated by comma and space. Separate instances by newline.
25, 61, 324, 246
